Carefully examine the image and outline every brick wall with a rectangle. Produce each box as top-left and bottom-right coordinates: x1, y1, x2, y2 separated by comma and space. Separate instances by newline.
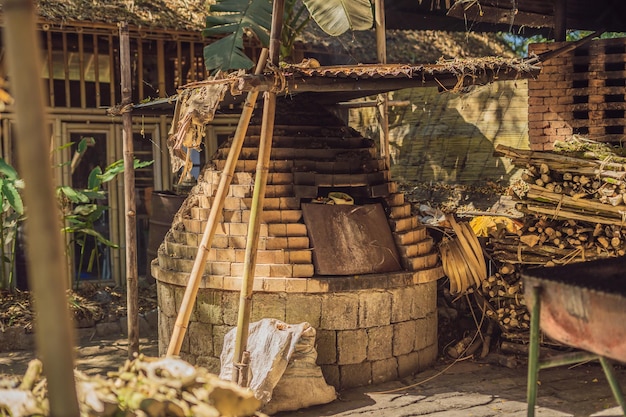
529, 38, 626, 150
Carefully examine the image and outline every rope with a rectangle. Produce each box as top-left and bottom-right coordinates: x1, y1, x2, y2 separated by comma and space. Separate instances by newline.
266, 62, 286, 94
106, 103, 133, 116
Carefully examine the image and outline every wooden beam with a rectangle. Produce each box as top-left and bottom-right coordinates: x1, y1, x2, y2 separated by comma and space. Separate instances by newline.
137, 38, 144, 100
554, 0, 567, 41
78, 32, 86, 108
232, 67, 539, 95
62, 32, 70, 107
447, 2, 554, 29
157, 39, 166, 97
119, 22, 139, 358
46, 30, 54, 106
4, 0, 79, 414
93, 33, 101, 108
108, 33, 116, 106
375, 0, 390, 169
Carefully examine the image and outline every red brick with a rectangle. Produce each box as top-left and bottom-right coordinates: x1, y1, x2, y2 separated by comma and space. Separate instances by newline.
557, 96, 573, 105
543, 97, 558, 105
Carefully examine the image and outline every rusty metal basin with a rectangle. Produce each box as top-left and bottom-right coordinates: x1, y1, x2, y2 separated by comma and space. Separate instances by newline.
522, 257, 626, 364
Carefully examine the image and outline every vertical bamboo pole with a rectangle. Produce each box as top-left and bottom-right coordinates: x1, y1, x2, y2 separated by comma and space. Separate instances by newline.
62, 32, 71, 107
94, 34, 101, 109
78, 32, 86, 109
46, 31, 54, 106
157, 39, 166, 98
554, 0, 567, 42
231, 0, 284, 385
375, 0, 390, 169
108, 34, 116, 106
166, 49, 269, 356
138, 39, 144, 101
4, 0, 80, 415
119, 22, 140, 358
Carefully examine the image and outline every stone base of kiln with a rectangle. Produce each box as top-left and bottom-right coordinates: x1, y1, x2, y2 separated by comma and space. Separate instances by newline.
155, 265, 442, 390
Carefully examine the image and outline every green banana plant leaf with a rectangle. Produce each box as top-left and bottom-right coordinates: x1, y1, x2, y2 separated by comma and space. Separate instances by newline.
203, 0, 273, 71
58, 185, 91, 204
204, 35, 257, 71
0, 181, 23, 215
95, 159, 154, 185
202, 0, 373, 72
302, 0, 373, 36
0, 158, 19, 181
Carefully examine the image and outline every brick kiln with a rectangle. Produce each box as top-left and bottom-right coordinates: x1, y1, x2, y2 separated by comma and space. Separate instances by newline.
152, 97, 443, 389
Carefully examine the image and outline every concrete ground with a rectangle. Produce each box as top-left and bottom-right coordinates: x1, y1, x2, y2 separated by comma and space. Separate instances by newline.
1, 335, 625, 417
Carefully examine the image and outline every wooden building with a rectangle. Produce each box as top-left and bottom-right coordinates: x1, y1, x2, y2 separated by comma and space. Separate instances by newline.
0, 0, 241, 285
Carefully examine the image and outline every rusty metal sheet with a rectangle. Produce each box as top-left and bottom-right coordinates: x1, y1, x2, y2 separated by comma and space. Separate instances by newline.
523, 256, 626, 363
302, 203, 402, 276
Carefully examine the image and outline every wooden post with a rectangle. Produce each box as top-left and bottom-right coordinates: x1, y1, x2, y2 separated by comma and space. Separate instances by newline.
231, 0, 285, 385
554, 0, 567, 42
375, 0, 390, 169
119, 22, 139, 358
4, 0, 80, 415
166, 49, 269, 356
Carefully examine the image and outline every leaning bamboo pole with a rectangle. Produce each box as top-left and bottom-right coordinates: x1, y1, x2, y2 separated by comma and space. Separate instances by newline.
375, 0, 390, 169
119, 22, 140, 358
231, 0, 285, 385
166, 48, 269, 356
4, 0, 80, 415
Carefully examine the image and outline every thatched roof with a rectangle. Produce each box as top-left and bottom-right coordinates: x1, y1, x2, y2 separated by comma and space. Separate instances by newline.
299, 28, 516, 64
20, 0, 515, 64
31, 0, 211, 32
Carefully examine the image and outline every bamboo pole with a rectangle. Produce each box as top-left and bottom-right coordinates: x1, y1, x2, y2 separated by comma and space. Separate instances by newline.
375, 0, 390, 169
166, 48, 269, 356
119, 22, 140, 358
4, 0, 80, 415
231, 0, 284, 385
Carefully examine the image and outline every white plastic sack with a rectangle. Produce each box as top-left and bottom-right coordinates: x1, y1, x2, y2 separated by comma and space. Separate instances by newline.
220, 319, 336, 414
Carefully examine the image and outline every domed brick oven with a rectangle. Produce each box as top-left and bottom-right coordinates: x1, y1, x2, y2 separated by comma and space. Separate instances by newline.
152, 97, 444, 389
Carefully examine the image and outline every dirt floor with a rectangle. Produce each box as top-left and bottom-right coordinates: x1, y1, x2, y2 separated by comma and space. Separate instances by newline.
0, 335, 158, 379
2, 334, 625, 417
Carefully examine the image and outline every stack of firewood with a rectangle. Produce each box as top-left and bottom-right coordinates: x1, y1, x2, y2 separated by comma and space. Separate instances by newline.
494, 141, 626, 262
477, 139, 626, 341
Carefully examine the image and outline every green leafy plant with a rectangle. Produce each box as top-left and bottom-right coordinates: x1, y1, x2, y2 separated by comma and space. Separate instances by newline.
202, 0, 373, 72
0, 158, 24, 291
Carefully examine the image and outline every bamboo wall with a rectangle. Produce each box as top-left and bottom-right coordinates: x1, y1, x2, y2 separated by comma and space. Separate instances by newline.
348, 80, 529, 185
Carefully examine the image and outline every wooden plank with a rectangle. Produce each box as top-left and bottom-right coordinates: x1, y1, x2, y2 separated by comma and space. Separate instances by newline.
62, 32, 70, 107
137, 38, 144, 100
302, 203, 402, 275
157, 39, 166, 97
108, 34, 115, 106
189, 41, 195, 82
176, 40, 182, 87
46, 31, 54, 107
93, 34, 100, 108
78, 32, 85, 108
